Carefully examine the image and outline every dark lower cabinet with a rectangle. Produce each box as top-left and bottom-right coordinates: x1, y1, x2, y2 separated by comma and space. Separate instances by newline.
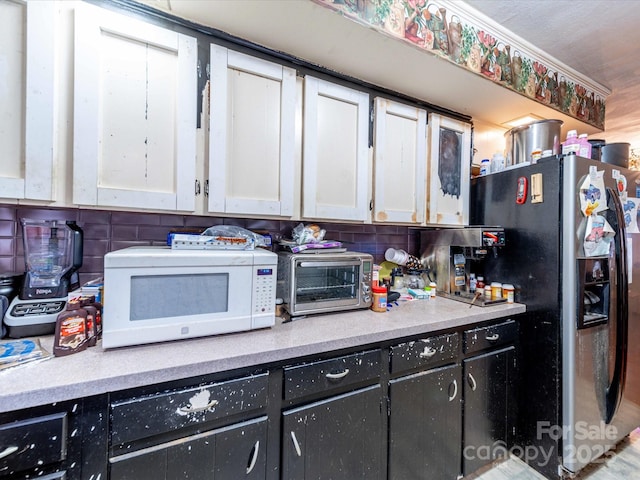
281, 385, 383, 480
462, 345, 516, 476
110, 416, 267, 480
388, 363, 462, 480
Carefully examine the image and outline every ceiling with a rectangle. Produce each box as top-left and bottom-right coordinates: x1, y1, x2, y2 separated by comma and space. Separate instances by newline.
136, 0, 640, 149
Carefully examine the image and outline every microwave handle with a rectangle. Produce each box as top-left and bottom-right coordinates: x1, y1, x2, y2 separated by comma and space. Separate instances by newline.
299, 260, 364, 268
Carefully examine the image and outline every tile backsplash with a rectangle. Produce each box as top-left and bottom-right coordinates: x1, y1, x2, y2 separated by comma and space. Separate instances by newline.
0, 204, 421, 285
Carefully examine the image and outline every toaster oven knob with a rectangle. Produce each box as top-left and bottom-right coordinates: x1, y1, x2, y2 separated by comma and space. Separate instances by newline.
363, 294, 371, 303
362, 282, 371, 294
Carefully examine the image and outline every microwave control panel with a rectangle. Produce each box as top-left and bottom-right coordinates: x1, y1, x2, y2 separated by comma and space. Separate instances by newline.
252, 267, 276, 316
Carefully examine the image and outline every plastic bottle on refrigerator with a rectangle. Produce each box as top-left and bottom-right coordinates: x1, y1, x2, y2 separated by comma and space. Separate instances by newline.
578, 133, 592, 159
562, 130, 580, 154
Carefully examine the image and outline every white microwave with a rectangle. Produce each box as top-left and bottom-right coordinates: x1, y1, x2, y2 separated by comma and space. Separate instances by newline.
102, 246, 277, 348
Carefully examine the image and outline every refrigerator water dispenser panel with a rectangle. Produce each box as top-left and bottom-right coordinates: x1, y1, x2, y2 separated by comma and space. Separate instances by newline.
577, 257, 610, 329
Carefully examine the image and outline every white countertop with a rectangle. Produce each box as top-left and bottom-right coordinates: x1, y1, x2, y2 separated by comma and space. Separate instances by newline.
0, 297, 525, 412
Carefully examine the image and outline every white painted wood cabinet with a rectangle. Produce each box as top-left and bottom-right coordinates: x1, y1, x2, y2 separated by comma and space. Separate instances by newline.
208, 45, 296, 217
373, 98, 427, 224
302, 76, 370, 222
427, 113, 472, 226
73, 3, 197, 212
0, 0, 55, 202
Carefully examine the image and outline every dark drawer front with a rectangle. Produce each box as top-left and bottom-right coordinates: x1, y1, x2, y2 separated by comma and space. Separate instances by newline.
284, 350, 381, 401
464, 320, 517, 355
111, 373, 269, 445
0, 412, 67, 476
390, 332, 459, 374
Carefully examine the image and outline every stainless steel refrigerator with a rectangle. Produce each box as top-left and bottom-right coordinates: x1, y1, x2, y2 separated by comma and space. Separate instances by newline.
470, 154, 640, 478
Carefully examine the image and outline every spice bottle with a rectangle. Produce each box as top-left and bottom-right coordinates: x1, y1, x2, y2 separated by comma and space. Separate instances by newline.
476, 276, 485, 290
491, 282, 503, 300
503, 284, 515, 303
371, 284, 387, 312
484, 285, 492, 300
53, 299, 89, 357
469, 273, 477, 293
429, 282, 437, 298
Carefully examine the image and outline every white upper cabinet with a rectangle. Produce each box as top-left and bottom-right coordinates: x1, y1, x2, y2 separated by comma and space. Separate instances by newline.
209, 45, 296, 217
302, 76, 370, 222
73, 3, 197, 211
373, 98, 427, 224
0, 0, 55, 201
427, 113, 472, 226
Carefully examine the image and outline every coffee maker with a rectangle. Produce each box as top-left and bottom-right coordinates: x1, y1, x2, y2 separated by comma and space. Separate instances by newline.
4, 219, 83, 338
420, 227, 505, 306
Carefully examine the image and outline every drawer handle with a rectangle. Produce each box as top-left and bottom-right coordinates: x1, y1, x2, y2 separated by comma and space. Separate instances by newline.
0, 446, 18, 460
468, 373, 477, 391
486, 333, 500, 341
177, 399, 219, 415
290, 431, 302, 457
448, 379, 458, 402
246, 440, 260, 474
419, 346, 437, 358
326, 369, 350, 380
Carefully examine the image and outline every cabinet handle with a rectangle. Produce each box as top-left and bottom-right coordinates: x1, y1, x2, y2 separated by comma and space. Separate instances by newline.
448, 379, 458, 401
246, 440, 260, 474
177, 399, 219, 414
326, 369, 350, 380
486, 333, 500, 341
468, 373, 477, 391
290, 431, 302, 457
0, 446, 18, 460
419, 346, 437, 358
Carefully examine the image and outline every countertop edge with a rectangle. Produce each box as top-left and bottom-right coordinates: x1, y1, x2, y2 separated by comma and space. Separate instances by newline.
0, 300, 525, 411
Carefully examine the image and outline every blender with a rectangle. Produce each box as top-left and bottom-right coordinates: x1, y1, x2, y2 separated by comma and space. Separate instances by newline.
4, 219, 83, 338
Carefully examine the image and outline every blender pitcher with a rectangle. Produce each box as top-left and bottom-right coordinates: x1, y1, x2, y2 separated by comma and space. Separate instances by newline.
21, 219, 83, 300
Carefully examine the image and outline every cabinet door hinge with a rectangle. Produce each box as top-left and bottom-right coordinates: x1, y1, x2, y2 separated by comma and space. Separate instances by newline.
205, 179, 209, 197
195, 179, 201, 196
369, 200, 373, 211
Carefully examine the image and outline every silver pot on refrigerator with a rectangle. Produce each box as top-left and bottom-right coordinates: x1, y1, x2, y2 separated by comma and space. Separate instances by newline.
504, 119, 563, 166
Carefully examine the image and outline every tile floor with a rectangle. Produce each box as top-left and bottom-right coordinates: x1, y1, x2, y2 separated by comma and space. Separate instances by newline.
473, 428, 640, 479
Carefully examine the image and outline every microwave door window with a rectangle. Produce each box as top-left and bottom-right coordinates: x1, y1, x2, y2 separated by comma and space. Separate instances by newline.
295, 264, 359, 304
130, 273, 229, 320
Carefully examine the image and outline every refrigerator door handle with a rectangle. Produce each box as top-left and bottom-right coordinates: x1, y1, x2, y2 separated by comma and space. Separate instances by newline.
605, 187, 629, 423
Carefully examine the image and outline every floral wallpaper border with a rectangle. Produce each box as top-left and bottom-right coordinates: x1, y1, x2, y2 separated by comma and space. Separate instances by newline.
313, 0, 606, 130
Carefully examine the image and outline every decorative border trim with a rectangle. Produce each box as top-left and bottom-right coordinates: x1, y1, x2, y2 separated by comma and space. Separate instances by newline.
312, 0, 609, 129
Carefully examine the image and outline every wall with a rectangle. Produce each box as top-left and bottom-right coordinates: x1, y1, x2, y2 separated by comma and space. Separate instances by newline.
0, 203, 421, 286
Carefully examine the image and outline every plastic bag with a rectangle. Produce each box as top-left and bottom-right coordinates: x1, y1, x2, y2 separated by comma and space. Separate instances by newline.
292, 223, 326, 244
201, 225, 266, 250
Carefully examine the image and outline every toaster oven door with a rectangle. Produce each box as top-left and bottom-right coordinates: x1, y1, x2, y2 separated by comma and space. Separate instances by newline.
289, 258, 368, 315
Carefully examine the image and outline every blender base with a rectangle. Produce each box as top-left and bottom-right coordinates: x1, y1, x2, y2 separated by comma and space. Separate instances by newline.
3, 297, 65, 338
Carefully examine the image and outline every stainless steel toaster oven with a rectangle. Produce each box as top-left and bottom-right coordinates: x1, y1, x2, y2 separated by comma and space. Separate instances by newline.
276, 251, 373, 317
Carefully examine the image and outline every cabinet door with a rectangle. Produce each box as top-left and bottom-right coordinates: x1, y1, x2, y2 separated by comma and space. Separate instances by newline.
109, 416, 267, 480
463, 346, 516, 476
282, 385, 383, 480
73, 3, 197, 211
302, 76, 370, 221
427, 113, 472, 225
209, 45, 296, 217
373, 98, 427, 224
0, 0, 54, 201
388, 363, 462, 480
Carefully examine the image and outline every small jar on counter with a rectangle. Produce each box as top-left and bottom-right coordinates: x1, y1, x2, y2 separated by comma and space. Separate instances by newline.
476, 276, 485, 290
429, 282, 437, 298
503, 284, 515, 303
484, 285, 492, 300
371, 285, 387, 312
491, 282, 503, 300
